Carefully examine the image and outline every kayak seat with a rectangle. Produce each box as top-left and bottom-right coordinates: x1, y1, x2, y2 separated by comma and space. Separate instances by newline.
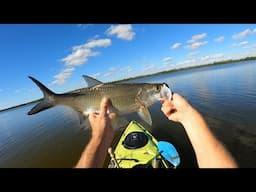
122, 131, 148, 149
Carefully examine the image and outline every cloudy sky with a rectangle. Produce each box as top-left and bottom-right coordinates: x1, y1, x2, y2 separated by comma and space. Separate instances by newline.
0, 24, 256, 109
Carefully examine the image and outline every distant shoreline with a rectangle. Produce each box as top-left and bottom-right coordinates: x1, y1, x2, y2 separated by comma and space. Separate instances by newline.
1, 56, 256, 112
0, 99, 42, 113
111, 56, 256, 83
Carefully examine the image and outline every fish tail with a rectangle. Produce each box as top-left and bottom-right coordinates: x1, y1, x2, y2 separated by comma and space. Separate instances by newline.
27, 76, 56, 115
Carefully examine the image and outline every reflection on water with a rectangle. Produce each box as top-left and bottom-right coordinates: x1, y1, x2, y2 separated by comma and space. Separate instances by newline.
1, 60, 256, 167
0, 105, 90, 167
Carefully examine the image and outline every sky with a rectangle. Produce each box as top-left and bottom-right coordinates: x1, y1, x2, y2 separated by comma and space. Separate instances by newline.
0, 24, 256, 110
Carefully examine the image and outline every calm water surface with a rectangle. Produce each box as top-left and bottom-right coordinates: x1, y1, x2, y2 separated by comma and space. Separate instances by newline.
1, 60, 256, 167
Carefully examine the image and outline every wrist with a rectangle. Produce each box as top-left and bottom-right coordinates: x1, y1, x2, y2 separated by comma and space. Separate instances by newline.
180, 105, 198, 126
92, 130, 113, 143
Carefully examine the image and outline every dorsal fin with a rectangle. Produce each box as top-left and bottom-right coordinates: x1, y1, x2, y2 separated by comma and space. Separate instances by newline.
82, 75, 103, 88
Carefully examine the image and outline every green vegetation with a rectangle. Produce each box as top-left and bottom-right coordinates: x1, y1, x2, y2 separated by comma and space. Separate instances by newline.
1, 56, 256, 112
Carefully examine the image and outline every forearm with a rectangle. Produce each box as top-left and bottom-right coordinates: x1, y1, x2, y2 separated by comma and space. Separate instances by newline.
75, 136, 112, 168
181, 107, 238, 168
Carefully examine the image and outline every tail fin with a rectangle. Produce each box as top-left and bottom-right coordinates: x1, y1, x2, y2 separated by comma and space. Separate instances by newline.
27, 76, 56, 115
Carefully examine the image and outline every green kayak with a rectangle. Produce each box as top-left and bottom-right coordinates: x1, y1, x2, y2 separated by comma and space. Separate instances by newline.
108, 121, 173, 168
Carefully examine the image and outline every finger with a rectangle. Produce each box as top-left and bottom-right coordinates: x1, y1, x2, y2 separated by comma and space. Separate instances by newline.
162, 103, 176, 115
89, 112, 96, 122
158, 98, 164, 104
100, 97, 110, 117
161, 105, 171, 116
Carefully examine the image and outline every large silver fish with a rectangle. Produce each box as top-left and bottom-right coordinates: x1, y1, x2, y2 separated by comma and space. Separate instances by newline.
27, 75, 172, 126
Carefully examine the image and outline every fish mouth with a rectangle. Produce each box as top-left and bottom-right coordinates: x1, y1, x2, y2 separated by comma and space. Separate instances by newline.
160, 83, 172, 101
163, 83, 169, 88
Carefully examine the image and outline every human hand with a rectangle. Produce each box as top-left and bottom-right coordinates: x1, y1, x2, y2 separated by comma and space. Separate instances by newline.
88, 97, 116, 141
159, 93, 194, 124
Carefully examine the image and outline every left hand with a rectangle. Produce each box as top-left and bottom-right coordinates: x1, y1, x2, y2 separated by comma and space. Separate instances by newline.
88, 97, 116, 141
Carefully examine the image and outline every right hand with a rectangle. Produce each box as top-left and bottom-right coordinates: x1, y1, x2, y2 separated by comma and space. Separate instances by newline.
159, 93, 193, 124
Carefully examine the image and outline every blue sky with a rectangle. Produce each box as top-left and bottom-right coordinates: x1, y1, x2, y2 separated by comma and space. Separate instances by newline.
0, 24, 256, 109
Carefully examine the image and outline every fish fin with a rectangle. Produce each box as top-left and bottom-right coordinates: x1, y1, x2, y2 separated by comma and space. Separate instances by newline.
27, 100, 53, 115
111, 116, 129, 131
137, 106, 152, 126
77, 112, 91, 130
108, 105, 120, 115
80, 117, 91, 131
135, 90, 152, 126
82, 75, 103, 88
78, 112, 87, 124
104, 103, 126, 130
27, 76, 56, 115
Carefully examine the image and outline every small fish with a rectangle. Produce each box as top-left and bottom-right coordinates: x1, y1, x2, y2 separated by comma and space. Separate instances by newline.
27, 75, 172, 126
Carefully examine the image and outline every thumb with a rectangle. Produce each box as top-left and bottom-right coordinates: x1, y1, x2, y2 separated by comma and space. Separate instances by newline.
159, 98, 168, 104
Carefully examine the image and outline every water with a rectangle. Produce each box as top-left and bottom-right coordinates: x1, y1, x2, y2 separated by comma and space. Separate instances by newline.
1, 60, 256, 167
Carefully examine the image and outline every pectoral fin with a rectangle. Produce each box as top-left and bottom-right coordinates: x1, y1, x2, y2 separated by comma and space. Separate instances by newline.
137, 106, 152, 126
77, 112, 91, 130
105, 104, 128, 130
111, 116, 129, 131
77, 111, 86, 124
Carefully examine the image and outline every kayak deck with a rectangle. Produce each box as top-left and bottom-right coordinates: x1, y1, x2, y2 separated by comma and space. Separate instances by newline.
108, 121, 171, 168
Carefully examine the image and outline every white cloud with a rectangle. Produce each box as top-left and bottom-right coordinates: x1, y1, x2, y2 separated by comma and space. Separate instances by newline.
185, 33, 208, 50
162, 57, 172, 63
51, 67, 75, 85
239, 41, 249, 46
143, 64, 156, 71
199, 53, 224, 62
62, 48, 99, 66
175, 53, 225, 69
120, 66, 133, 72
247, 43, 256, 49
106, 24, 135, 40
141, 64, 161, 75
85, 39, 112, 49
228, 51, 256, 60
232, 41, 248, 47
232, 29, 252, 39
108, 66, 117, 72
73, 39, 111, 50
187, 33, 207, 43
185, 41, 208, 50
215, 36, 224, 43
63, 39, 111, 67
171, 43, 181, 49
213, 53, 224, 58
253, 28, 256, 34
103, 72, 112, 77
54, 38, 112, 85
187, 51, 200, 58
